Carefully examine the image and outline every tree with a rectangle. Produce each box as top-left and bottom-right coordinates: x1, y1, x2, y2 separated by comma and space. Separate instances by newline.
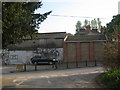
92, 18, 97, 29
75, 21, 82, 32
97, 18, 101, 30
103, 15, 120, 70
2, 2, 52, 48
83, 19, 89, 29
91, 20, 94, 29
106, 14, 120, 40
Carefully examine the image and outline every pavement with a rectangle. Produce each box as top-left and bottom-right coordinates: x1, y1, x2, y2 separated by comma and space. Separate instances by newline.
1, 66, 105, 88
1, 61, 102, 74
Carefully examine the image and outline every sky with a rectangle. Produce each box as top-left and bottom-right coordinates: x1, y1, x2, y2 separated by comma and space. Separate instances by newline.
35, 0, 120, 34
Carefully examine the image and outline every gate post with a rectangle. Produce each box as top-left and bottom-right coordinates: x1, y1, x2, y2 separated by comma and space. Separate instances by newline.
24, 64, 26, 71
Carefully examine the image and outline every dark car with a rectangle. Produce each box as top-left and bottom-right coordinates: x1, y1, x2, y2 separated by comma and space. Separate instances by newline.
31, 55, 58, 65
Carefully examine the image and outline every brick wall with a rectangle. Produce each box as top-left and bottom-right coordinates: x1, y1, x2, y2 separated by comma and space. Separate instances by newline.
76, 43, 81, 62
89, 42, 95, 61
81, 43, 89, 61
64, 42, 104, 62
94, 42, 104, 61
67, 43, 76, 62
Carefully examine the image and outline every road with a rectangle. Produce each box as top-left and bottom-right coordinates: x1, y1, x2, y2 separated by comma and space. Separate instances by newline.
2, 66, 104, 88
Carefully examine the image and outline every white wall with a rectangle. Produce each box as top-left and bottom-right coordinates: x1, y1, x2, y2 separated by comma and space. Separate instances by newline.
9, 51, 33, 64
8, 48, 63, 64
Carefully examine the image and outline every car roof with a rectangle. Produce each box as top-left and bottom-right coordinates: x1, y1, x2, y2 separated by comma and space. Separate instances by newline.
33, 55, 41, 57
33, 55, 49, 58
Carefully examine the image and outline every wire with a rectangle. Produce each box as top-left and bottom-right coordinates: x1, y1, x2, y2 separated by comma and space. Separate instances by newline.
50, 14, 112, 20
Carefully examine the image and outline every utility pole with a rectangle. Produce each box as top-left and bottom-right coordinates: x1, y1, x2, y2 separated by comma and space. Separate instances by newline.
118, 1, 120, 14
118, 3, 120, 60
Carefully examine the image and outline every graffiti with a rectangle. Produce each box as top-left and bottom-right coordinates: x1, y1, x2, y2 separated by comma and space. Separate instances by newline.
35, 48, 59, 58
33, 48, 63, 61
2, 49, 9, 65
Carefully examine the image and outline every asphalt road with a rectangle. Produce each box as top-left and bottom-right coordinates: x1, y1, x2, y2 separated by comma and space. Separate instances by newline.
2, 66, 104, 88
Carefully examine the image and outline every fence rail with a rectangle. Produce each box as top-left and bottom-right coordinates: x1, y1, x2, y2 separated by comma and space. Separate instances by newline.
14, 61, 102, 72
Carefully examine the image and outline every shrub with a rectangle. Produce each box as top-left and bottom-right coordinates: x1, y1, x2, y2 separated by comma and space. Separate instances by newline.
103, 42, 120, 70
100, 69, 120, 88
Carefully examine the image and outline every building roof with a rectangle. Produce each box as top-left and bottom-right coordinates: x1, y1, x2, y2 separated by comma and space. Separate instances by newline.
65, 35, 107, 42
23, 32, 66, 40
75, 28, 101, 35
7, 32, 66, 50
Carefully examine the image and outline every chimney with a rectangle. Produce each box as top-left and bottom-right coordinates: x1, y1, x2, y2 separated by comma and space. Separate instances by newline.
86, 25, 91, 33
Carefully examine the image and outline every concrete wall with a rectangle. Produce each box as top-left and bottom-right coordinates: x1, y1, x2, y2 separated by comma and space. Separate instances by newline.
8, 48, 63, 64
9, 39, 63, 50
9, 51, 33, 64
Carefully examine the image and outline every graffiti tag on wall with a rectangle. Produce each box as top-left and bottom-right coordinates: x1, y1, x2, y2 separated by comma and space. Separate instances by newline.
34, 48, 63, 60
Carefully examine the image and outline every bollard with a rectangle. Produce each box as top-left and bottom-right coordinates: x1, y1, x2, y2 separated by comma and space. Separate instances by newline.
54, 62, 58, 69
86, 60, 88, 67
76, 61, 78, 68
66, 62, 68, 68
16, 64, 24, 71
35, 64, 37, 71
95, 59, 97, 66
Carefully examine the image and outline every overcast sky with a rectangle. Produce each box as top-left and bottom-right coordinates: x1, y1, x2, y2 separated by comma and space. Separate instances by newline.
35, 0, 120, 34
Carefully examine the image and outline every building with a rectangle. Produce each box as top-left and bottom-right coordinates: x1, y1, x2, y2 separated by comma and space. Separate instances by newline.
4, 29, 107, 65
63, 26, 107, 63
6, 32, 66, 64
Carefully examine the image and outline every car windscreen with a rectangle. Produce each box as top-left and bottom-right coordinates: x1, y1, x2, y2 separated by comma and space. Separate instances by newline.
40, 56, 48, 59
33, 56, 41, 58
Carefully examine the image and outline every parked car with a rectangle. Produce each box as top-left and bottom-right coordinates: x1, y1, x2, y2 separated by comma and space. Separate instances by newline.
31, 55, 58, 65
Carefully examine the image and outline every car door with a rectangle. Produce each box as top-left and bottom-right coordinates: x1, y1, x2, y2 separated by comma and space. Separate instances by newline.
39, 56, 48, 64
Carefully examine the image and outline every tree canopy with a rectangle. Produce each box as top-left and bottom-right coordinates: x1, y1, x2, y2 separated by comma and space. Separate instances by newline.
106, 14, 120, 40
75, 21, 82, 32
2, 2, 52, 48
75, 18, 102, 33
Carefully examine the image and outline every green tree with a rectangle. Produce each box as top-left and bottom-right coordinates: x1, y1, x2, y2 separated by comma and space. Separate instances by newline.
92, 18, 97, 29
97, 18, 101, 30
83, 19, 89, 29
76, 21, 82, 32
2, 2, 52, 48
106, 14, 120, 40
91, 19, 94, 29
103, 15, 120, 70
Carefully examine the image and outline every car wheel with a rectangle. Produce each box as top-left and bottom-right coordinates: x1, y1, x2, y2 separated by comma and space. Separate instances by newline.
49, 62, 53, 65
34, 62, 38, 65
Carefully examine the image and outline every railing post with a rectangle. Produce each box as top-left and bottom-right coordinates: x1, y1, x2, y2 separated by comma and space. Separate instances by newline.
95, 59, 97, 66
55, 62, 58, 69
66, 62, 68, 68
86, 60, 88, 67
35, 64, 37, 71
24, 64, 26, 71
76, 61, 78, 68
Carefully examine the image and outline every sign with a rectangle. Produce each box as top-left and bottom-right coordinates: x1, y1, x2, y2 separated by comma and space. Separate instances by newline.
16, 65, 23, 70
